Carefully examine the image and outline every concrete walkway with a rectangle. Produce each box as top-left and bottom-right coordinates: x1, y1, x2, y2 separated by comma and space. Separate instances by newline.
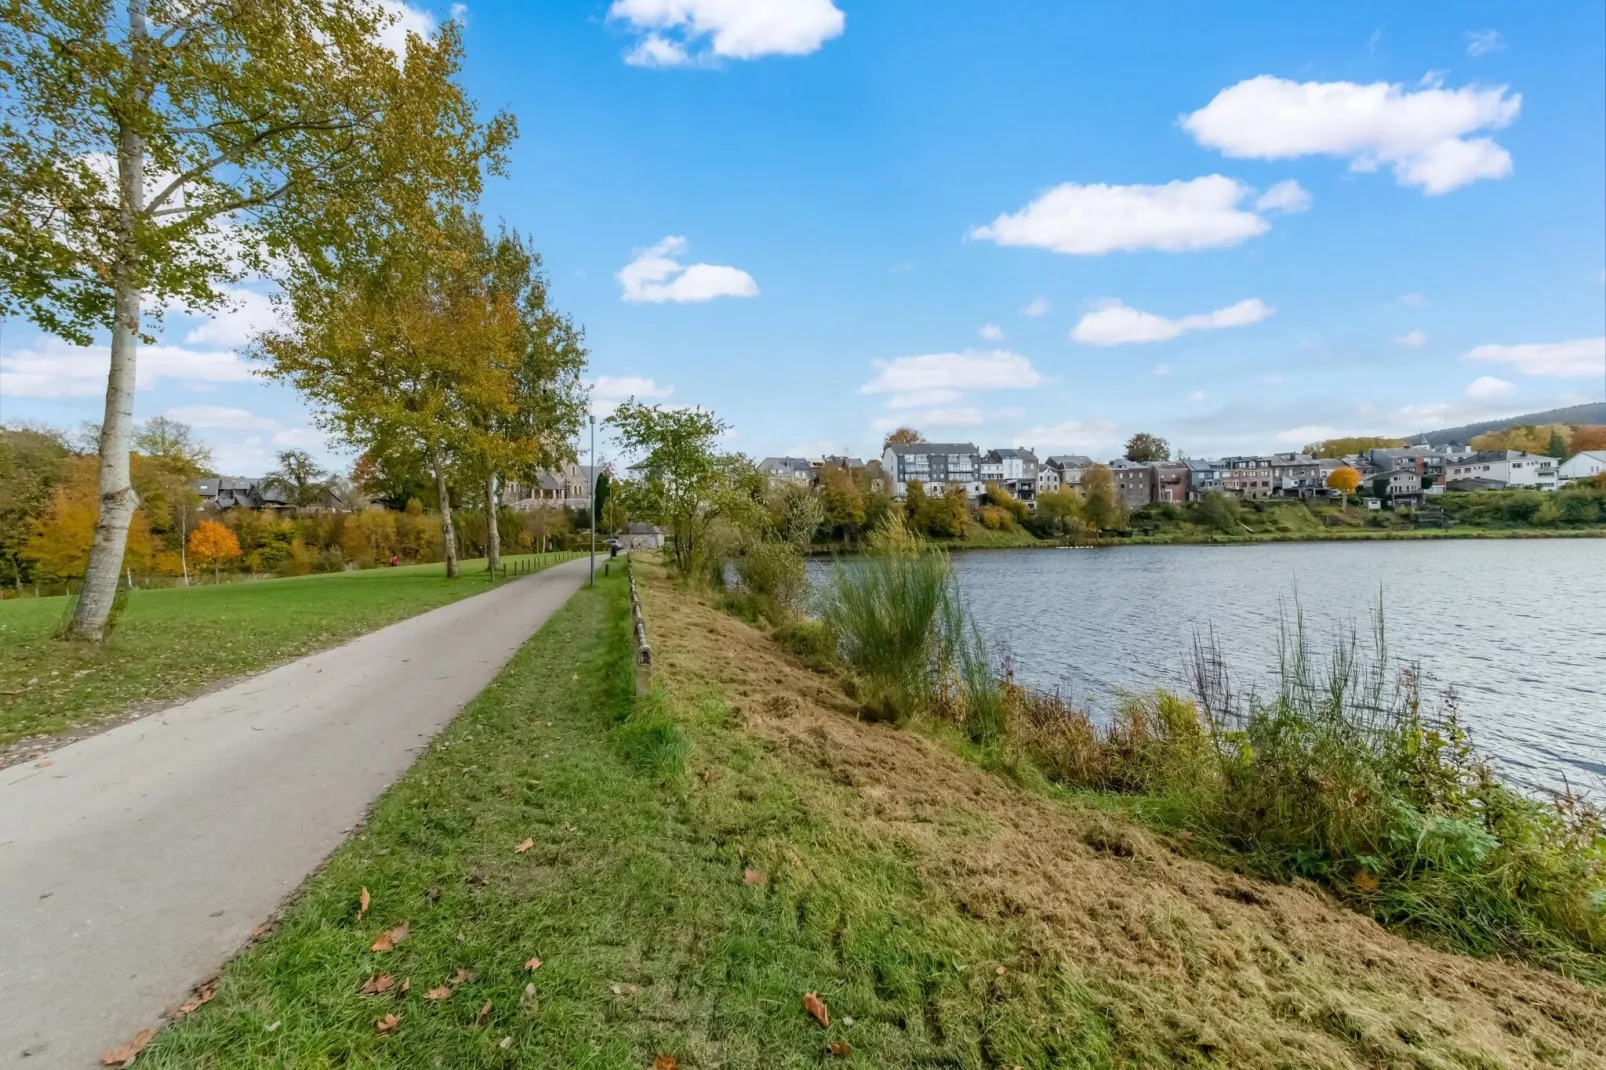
0, 558, 591, 1067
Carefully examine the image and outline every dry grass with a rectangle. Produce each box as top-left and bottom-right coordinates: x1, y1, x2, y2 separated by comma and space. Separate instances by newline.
636, 554, 1606, 1068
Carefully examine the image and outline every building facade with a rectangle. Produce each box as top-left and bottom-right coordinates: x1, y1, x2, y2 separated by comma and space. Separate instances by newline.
1107, 458, 1154, 509
882, 442, 983, 500
1443, 451, 1559, 491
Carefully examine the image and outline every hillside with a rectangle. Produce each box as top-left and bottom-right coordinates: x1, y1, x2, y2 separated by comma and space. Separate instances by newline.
1414, 401, 1606, 446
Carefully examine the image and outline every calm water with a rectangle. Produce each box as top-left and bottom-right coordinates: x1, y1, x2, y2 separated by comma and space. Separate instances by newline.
813, 541, 1606, 792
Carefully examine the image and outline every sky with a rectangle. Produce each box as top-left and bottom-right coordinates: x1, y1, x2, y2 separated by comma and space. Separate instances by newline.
2, 0, 1604, 473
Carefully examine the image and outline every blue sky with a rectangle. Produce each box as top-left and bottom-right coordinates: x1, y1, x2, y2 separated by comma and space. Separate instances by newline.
2, 0, 1603, 473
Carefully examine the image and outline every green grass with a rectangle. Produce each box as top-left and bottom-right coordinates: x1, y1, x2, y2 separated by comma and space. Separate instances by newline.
0, 552, 585, 748
145, 569, 1119, 1068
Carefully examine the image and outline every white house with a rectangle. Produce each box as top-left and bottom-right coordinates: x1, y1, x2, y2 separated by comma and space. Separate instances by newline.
756, 456, 814, 487
1038, 454, 1093, 496
1444, 451, 1559, 491
1559, 451, 1606, 481
882, 442, 983, 500
979, 448, 1038, 504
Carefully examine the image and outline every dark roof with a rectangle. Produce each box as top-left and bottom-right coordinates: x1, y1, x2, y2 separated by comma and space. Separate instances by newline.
886, 442, 979, 455
757, 456, 813, 473
986, 447, 1037, 461
1045, 454, 1094, 469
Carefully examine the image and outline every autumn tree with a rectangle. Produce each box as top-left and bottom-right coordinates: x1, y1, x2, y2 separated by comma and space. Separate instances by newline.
1570, 426, 1606, 457
0, 3, 511, 638
1302, 436, 1405, 458
0, 425, 70, 590
24, 457, 153, 583
1080, 464, 1127, 532
881, 427, 925, 451
818, 465, 866, 542
1033, 488, 1082, 537
133, 417, 213, 475
606, 402, 735, 574
1124, 432, 1170, 463
187, 520, 242, 582
1326, 465, 1362, 511
267, 450, 331, 509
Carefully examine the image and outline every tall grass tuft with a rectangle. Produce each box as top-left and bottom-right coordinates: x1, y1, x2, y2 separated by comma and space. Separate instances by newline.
612, 685, 691, 779
1007, 611, 1606, 982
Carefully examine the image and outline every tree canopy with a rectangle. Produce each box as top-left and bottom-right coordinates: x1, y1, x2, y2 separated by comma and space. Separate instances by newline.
1302, 436, 1405, 458
1124, 432, 1170, 463
881, 427, 925, 451
607, 402, 737, 574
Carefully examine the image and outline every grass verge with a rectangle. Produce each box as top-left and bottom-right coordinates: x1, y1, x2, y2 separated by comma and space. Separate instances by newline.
0, 552, 583, 750
144, 568, 1122, 1067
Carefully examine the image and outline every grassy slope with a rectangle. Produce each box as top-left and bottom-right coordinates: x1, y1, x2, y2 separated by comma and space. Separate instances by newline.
145, 568, 1114, 1068
147, 558, 1605, 1068
0, 552, 581, 748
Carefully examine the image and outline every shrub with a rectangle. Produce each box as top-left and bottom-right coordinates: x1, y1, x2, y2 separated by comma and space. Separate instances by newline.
733, 539, 807, 622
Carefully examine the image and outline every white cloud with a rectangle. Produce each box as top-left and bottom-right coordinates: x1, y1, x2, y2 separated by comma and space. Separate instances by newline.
161, 405, 278, 431
1398, 292, 1426, 306
1070, 297, 1273, 346
450, 3, 469, 21
0, 337, 254, 398
1465, 337, 1604, 378
1253, 179, 1313, 214
183, 288, 279, 348
860, 350, 1043, 398
1466, 30, 1504, 57
610, 0, 844, 65
1466, 375, 1514, 400
1395, 329, 1426, 347
376, 0, 435, 55
1153, 362, 1172, 376
1010, 419, 1119, 456
971, 175, 1274, 255
884, 388, 963, 410
978, 323, 1005, 342
588, 375, 675, 416
1182, 74, 1521, 194
617, 236, 758, 303
1021, 297, 1051, 317
1277, 425, 1342, 445
874, 407, 986, 429
1186, 389, 1208, 402
1260, 374, 1285, 385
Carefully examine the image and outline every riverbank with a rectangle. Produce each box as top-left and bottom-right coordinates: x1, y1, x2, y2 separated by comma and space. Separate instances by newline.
134, 557, 1604, 1067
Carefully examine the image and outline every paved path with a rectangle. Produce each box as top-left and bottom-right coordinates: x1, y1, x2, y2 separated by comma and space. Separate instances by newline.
0, 558, 591, 1067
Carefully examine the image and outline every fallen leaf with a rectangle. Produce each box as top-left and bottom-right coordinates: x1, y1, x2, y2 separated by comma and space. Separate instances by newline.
522, 982, 537, 1001
100, 1029, 152, 1067
356, 886, 371, 922
803, 991, 829, 1028
653, 1056, 681, 1070
742, 868, 765, 887
476, 999, 492, 1026
995, 965, 1007, 976
370, 921, 410, 952
1355, 870, 1381, 894
34, 759, 52, 769
500, 1035, 513, 1049
828, 1041, 853, 1056
401, 977, 411, 994
359, 974, 395, 996
524, 956, 542, 971
376, 1012, 400, 1033
424, 986, 453, 1001
452, 967, 476, 984
514, 838, 534, 854
177, 982, 217, 1015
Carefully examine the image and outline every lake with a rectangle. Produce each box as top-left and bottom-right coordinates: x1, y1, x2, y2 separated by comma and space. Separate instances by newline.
813, 540, 1606, 793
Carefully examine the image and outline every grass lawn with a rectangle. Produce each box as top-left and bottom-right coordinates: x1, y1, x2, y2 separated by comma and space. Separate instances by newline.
143, 568, 1116, 1068
0, 552, 584, 750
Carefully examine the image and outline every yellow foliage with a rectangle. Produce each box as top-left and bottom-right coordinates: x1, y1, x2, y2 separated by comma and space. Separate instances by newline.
1326, 466, 1362, 494
188, 520, 243, 578
22, 460, 153, 579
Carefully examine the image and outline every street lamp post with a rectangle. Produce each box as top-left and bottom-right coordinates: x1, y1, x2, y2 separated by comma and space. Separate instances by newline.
588, 413, 596, 588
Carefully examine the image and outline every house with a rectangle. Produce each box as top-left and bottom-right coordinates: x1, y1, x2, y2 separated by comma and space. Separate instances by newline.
1368, 446, 1449, 481
1183, 458, 1222, 499
1107, 458, 1154, 509
1220, 456, 1277, 499
503, 463, 600, 514
1443, 451, 1558, 491
757, 456, 815, 487
194, 477, 293, 511
1039, 455, 1093, 496
1370, 469, 1423, 506
622, 522, 663, 550
1152, 460, 1191, 503
1559, 451, 1606, 481
882, 442, 983, 500
1270, 453, 1325, 497
979, 448, 1038, 504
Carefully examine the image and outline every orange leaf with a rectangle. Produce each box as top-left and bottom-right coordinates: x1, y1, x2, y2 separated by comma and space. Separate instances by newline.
476, 999, 493, 1026
452, 967, 476, 984
177, 983, 216, 1015
1354, 870, 1381, 894
514, 838, 534, 854
99, 1029, 152, 1067
742, 868, 765, 886
653, 1057, 681, 1070
828, 1041, 853, 1056
370, 921, 410, 952
424, 986, 453, 1001
359, 974, 395, 995
524, 956, 542, 972
802, 991, 829, 1028
401, 977, 411, 994
356, 886, 371, 922
34, 759, 52, 769
376, 1012, 400, 1033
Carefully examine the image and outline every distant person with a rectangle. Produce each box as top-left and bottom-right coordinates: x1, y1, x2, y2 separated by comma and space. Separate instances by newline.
608, 538, 621, 558
389, 554, 399, 567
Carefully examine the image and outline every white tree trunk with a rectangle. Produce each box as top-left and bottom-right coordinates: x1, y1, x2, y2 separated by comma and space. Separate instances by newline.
435, 467, 459, 579
485, 471, 500, 572
69, 27, 147, 639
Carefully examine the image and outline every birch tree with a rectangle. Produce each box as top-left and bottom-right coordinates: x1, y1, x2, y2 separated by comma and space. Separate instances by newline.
0, 1, 511, 637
